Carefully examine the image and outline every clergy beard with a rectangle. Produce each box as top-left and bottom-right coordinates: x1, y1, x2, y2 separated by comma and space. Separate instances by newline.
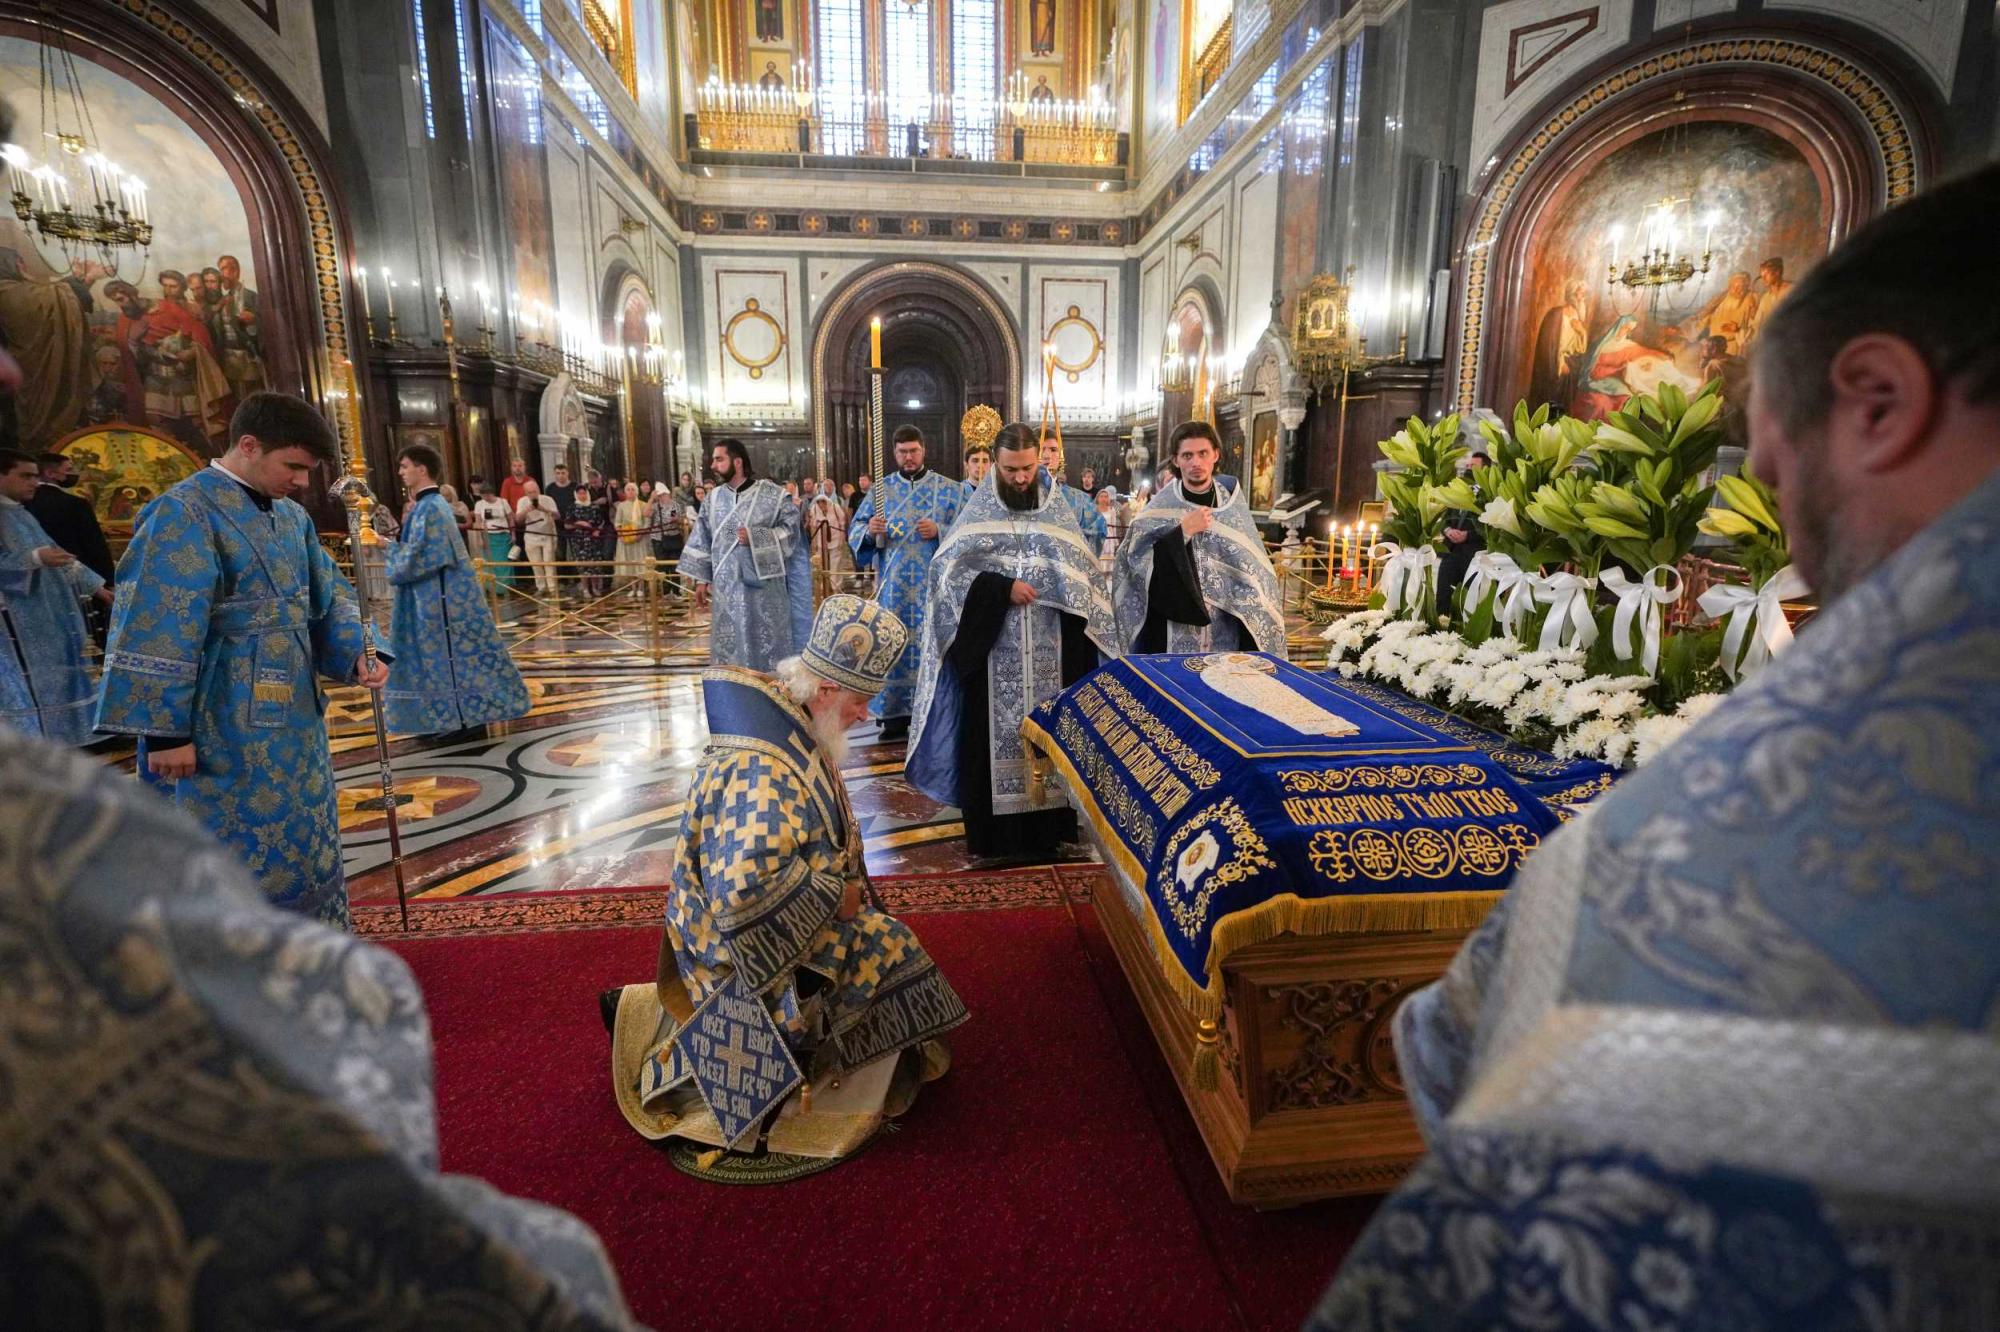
808, 707, 851, 766
998, 475, 1040, 511
899, 464, 926, 480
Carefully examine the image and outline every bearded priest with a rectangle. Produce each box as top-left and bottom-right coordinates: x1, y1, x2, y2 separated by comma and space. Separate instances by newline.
847, 425, 964, 739
607, 594, 967, 1167
906, 423, 1116, 860
1114, 420, 1287, 655
684, 437, 813, 670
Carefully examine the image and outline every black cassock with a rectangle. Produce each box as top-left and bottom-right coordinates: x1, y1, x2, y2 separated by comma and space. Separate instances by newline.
948, 571, 1100, 858
1133, 484, 1256, 652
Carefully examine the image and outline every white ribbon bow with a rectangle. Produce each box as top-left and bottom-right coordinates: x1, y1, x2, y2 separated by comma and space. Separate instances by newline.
1534, 572, 1599, 653
1373, 542, 1438, 620
1601, 565, 1685, 676
1462, 550, 1538, 639
1698, 564, 1809, 681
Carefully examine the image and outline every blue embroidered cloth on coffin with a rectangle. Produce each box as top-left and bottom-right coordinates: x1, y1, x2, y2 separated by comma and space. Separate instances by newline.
1023, 653, 1615, 996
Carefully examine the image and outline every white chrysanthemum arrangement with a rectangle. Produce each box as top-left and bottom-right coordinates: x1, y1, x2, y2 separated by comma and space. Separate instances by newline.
1323, 609, 1722, 769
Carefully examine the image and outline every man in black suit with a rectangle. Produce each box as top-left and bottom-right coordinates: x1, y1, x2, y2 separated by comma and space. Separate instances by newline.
28, 453, 114, 585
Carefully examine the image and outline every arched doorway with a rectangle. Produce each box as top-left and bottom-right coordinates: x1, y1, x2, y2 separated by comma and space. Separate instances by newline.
606, 269, 670, 484
811, 263, 1021, 483
1160, 285, 1219, 460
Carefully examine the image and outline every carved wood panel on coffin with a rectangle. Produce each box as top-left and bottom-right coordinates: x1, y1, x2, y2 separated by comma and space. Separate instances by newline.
1255, 976, 1419, 1114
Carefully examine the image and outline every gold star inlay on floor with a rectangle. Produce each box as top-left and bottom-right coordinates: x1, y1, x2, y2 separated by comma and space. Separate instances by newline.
547, 731, 661, 767
337, 775, 483, 830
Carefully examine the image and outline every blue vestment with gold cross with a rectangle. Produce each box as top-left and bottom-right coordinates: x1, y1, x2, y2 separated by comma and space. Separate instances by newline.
847, 469, 964, 720
618, 667, 968, 1151
95, 467, 370, 928
383, 489, 530, 735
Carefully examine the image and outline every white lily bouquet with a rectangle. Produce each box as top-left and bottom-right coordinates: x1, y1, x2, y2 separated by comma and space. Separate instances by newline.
1338, 382, 1808, 769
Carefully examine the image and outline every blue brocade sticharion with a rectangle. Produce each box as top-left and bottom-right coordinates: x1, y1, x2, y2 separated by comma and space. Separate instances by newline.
0, 496, 104, 743
680, 478, 813, 671
1307, 468, 2000, 1327
847, 470, 965, 720
95, 467, 370, 928
1051, 472, 1105, 556
383, 489, 530, 735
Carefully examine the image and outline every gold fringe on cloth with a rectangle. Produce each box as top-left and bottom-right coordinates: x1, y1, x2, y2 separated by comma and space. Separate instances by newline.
1020, 717, 1504, 1022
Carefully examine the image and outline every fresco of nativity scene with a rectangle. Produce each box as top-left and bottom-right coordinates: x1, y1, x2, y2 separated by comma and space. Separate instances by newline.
1510, 119, 1826, 423
0, 34, 270, 528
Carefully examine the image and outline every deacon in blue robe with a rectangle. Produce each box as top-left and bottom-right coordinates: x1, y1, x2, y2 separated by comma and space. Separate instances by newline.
96, 454, 374, 929
1114, 427, 1285, 656
683, 439, 813, 671
609, 595, 967, 1161
2, 730, 638, 1328
848, 427, 965, 734
1309, 169, 2000, 1325
0, 453, 108, 743
382, 447, 530, 736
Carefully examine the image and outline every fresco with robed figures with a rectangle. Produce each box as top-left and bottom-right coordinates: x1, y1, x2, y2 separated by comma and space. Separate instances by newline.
1508, 120, 1827, 422
0, 37, 270, 461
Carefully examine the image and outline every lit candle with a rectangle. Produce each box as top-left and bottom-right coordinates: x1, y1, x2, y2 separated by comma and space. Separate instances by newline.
381, 267, 396, 324
1366, 522, 1380, 589
870, 315, 882, 369
354, 265, 374, 331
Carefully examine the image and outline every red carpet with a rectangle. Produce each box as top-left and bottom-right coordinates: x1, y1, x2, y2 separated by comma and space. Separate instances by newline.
388, 899, 1372, 1330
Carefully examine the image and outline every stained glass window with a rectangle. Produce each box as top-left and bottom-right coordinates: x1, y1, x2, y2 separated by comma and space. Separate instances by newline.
951, 0, 998, 126
817, 0, 867, 153
882, 0, 932, 126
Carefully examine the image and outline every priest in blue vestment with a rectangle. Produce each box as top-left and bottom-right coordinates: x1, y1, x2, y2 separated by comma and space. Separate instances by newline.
684, 437, 813, 671
95, 393, 387, 929
608, 594, 968, 1163
847, 424, 965, 739
1, 448, 111, 743
381, 441, 530, 738
1309, 163, 2000, 1329
908, 424, 1117, 859
1113, 420, 1286, 655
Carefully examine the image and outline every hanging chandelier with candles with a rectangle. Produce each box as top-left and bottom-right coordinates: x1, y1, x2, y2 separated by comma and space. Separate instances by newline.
1606, 194, 1713, 293
3, 10, 152, 275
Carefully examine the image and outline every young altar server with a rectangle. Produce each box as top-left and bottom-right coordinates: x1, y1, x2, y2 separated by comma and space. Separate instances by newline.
96, 392, 388, 927
1307, 162, 2000, 1330
1040, 432, 1105, 555
0, 448, 111, 742
607, 595, 967, 1166
1114, 420, 1286, 655
382, 441, 531, 739
847, 425, 965, 739
907, 424, 1115, 859
961, 442, 992, 498
683, 437, 813, 670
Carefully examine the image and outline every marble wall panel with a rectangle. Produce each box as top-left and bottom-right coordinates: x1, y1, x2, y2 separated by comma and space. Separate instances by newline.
1032, 269, 1122, 417
702, 259, 802, 417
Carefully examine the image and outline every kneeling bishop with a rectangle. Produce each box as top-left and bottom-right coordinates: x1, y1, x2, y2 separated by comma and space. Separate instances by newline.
608, 594, 968, 1161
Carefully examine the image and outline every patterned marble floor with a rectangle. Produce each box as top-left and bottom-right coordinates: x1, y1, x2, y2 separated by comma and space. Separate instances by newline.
322, 670, 993, 903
